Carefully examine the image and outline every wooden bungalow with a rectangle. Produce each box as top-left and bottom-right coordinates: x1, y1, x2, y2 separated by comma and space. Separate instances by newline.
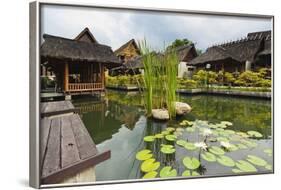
40, 28, 121, 94
188, 30, 271, 74
114, 39, 141, 63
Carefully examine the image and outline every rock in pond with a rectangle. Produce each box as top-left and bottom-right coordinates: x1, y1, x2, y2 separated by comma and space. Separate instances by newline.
152, 109, 169, 120
175, 102, 192, 115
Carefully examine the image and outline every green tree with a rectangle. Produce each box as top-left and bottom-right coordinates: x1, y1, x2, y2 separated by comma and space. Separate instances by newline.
167, 39, 192, 50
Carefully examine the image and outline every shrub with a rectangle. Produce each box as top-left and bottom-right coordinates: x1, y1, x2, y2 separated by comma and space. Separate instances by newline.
192, 70, 218, 86
234, 71, 260, 87
177, 78, 198, 89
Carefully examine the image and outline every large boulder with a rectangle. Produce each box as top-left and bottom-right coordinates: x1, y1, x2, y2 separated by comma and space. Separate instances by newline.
175, 102, 192, 115
152, 109, 169, 120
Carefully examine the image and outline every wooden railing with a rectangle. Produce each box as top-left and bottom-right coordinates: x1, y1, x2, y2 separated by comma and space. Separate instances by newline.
67, 83, 103, 92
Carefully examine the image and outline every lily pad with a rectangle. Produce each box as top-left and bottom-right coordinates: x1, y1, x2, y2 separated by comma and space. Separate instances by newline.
176, 140, 187, 147
217, 123, 228, 129
235, 160, 257, 172
217, 155, 235, 167
224, 129, 235, 135
209, 137, 217, 142
182, 170, 191, 176
201, 152, 216, 162
155, 133, 164, 139
165, 134, 177, 141
136, 149, 152, 161
217, 137, 229, 142
142, 171, 158, 179
209, 124, 218, 129
166, 127, 176, 132
183, 157, 200, 170
263, 148, 272, 155
241, 140, 257, 148
209, 146, 225, 155
159, 166, 177, 178
161, 130, 170, 135
265, 164, 272, 170
161, 144, 174, 148
236, 132, 250, 138
246, 155, 267, 166
221, 121, 233, 126
247, 130, 263, 138
191, 171, 200, 176
144, 136, 155, 142
161, 146, 176, 154
184, 142, 197, 150
232, 168, 243, 173
141, 158, 160, 173
228, 144, 239, 152
236, 143, 248, 149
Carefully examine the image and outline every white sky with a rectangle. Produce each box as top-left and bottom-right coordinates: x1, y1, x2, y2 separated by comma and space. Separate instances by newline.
41, 4, 272, 51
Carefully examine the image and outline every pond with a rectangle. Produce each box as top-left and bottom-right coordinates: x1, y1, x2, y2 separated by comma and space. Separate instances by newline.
72, 90, 272, 181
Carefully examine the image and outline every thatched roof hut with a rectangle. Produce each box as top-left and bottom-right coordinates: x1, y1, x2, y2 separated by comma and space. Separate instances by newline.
41, 34, 121, 69
188, 30, 271, 72
114, 39, 140, 63
40, 28, 121, 94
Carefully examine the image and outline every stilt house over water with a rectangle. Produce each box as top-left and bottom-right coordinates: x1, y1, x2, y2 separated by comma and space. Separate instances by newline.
40, 28, 121, 94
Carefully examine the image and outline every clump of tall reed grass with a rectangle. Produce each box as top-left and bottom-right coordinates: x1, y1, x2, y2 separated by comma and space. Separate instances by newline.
137, 40, 179, 119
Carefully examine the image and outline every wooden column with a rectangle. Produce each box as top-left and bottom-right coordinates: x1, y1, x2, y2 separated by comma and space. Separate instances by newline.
64, 62, 69, 92
101, 64, 105, 89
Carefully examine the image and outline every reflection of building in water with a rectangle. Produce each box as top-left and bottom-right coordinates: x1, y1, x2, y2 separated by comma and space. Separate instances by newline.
73, 98, 142, 144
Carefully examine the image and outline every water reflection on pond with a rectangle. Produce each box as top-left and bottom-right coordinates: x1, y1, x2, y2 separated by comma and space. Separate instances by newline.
72, 90, 272, 181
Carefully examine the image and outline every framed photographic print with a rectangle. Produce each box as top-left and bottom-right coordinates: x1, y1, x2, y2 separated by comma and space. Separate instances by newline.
29, 1, 274, 188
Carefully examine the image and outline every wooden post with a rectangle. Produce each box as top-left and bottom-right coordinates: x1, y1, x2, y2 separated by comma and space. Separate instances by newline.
100, 64, 105, 89
64, 62, 69, 92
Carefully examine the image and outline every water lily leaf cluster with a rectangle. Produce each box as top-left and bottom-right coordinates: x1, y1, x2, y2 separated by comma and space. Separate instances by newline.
136, 119, 271, 179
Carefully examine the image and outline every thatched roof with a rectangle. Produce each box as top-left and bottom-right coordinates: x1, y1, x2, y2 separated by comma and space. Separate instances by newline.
175, 44, 198, 62
74, 27, 98, 43
188, 30, 271, 66
114, 39, 140, 55
41, 34, 121, 68
126, 56, 143, 69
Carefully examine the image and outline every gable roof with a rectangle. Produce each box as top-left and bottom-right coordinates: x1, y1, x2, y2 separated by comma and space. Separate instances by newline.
74, 27, 98, 43
175, 44, 198, 62
41, 34, 121, 68
114, 39, 140, 55
188, 30, 271, 66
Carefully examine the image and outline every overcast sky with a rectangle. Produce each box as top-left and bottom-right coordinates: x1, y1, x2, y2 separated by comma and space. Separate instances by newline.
41, 4, 272, 52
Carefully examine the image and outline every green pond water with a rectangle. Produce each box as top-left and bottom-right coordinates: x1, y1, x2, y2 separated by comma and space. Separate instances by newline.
72, 90, 273, 181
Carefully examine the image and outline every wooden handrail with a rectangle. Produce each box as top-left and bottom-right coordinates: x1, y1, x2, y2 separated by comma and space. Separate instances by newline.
67, 83, 103, 92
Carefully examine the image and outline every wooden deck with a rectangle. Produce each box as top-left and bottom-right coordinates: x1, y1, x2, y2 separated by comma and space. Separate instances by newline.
40, 101, 110, 184
41, 100, 77, 117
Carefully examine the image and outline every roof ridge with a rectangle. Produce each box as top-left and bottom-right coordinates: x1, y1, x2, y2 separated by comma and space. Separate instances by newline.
43, 34, 111, 49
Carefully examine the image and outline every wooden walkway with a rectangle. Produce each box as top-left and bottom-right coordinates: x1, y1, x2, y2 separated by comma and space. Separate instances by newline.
41, 100, 77, 117
40, 101, 110, 184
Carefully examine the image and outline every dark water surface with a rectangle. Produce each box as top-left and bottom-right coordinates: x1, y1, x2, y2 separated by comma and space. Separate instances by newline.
72, 90, 272, 181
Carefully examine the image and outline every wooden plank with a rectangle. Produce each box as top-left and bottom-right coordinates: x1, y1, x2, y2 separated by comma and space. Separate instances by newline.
42, 150, 111, 184
41, 117, 61, 178
40, 117, 51, 162
61, 116, 80, 168
40, 102, 48, 113
71, 114, 98, 159
41, 101, 77, 117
